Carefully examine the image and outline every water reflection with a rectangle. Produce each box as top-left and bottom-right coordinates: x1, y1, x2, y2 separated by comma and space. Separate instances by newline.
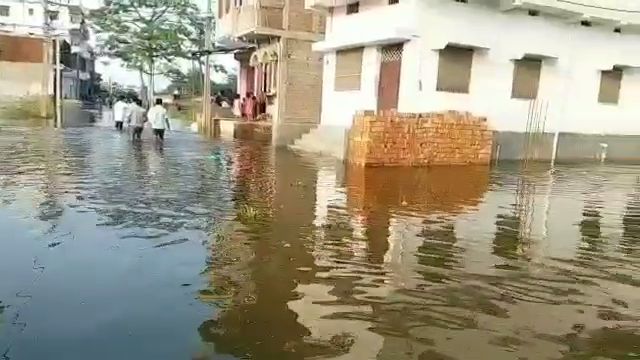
0, 126, 639, 359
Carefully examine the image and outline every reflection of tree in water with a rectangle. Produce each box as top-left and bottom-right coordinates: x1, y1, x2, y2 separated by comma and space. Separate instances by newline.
621, 182, 640, 255
417, 221, 459, 284
199, 151, 354, 359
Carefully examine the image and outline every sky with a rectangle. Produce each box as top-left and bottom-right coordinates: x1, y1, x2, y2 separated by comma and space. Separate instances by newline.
85, 0, 236, 90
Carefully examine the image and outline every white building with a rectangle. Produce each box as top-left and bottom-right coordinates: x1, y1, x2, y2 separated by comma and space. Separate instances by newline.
302, 0, 640, 161
0, 0, 84, 36
0, 0, 95, 100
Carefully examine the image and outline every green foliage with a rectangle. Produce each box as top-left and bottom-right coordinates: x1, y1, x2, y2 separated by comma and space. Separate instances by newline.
90, 0, 206, 76
165, 67, 238, 96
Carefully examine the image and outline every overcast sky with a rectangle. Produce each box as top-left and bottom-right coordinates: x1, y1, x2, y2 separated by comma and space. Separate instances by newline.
85, 0, 236, 90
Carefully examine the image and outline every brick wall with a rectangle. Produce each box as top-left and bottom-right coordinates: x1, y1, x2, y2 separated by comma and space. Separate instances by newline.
287, 0, 325, 33
281, 38, 323, 124
348, 111, 493, 166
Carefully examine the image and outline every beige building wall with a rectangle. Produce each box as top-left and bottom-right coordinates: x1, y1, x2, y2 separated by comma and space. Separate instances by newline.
0, 61, 48, 97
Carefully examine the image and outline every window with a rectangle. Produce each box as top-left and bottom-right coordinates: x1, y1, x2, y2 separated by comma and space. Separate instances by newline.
335, 47, 364, 91
346, 2, 359, 15
70, 14, 82, 24
598, 68, 623, 104
47, 10, 59, 21
389, 0, 399, 4
28, 8, 34, 16
511, 58, 542, 99
436, 45, 474, 93
0, 5, 9, 17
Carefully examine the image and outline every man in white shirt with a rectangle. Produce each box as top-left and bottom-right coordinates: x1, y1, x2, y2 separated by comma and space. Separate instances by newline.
127, 98, 147, 141
147, 98, 170, 141
112, 96, 129, 131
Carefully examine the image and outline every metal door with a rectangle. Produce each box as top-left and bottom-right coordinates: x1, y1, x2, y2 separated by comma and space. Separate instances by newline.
377, 44, 403, 112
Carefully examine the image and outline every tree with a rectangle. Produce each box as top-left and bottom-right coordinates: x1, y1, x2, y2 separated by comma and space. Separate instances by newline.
164, 66, 235, 97
90, 0, 202, 102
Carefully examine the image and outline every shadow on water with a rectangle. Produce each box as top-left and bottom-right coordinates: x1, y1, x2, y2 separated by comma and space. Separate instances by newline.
0, 124, 639, 359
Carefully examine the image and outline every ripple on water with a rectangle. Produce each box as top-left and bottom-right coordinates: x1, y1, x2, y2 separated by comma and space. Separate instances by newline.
0, 126, 639, 359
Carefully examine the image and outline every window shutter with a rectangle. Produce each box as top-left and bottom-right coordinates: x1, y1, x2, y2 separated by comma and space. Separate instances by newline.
436, 46, 474, 94
335, 47, 364, 91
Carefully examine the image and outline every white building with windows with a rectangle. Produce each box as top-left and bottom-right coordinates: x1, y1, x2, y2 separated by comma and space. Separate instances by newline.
0, 0, 95, 100
300, 0, 640, 161
0, 0, 84, 35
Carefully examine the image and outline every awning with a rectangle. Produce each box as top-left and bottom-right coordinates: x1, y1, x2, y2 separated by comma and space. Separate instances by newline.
595, 52, 640, 70
428, 32, 490, 51
312, 26, 417, 53
213, 36, 255, 53
508, 51, 559, 60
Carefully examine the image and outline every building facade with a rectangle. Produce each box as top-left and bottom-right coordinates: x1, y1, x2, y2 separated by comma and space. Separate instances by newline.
217, 0, 326, 145
0, 0, 95, 100
306, 0, 640, 162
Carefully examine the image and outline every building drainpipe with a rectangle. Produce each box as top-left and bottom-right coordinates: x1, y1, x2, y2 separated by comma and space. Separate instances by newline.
76, 52, 80, 99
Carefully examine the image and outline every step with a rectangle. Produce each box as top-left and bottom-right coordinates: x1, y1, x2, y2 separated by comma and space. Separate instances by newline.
290, 125, 349, 159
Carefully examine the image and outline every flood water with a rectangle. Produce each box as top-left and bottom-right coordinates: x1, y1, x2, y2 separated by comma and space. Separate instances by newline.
0, 125, 638, 359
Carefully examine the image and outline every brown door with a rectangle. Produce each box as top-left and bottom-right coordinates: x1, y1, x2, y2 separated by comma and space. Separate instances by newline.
377, 44, 403, 112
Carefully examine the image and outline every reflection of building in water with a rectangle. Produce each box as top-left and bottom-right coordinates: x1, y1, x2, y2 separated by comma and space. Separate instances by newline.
621, 182, 640, 254
285, 165, 491, 358
200, 150, 363, 359
198, 155, 640, 359
346, 165, 490, 266
230, 143, 275, 214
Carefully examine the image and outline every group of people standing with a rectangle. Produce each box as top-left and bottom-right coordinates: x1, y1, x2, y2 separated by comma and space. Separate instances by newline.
232, 92, 267, 121
113, 97, 171, 141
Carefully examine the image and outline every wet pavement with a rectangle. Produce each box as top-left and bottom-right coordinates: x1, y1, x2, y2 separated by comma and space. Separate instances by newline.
0, 124, 638, 359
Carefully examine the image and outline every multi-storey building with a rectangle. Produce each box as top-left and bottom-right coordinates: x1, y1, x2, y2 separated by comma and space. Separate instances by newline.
305, 0, 640, 162
217, 0, 326, 145
0, 0, 95, 100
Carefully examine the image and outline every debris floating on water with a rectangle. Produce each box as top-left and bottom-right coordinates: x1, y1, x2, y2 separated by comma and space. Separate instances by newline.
153, 238, 189, 248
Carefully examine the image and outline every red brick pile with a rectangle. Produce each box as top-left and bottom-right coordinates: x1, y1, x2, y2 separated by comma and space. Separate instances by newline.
347, 110, 493, 166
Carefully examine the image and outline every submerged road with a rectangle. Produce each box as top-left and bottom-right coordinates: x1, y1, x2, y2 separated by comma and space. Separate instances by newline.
0, 124, 639, 359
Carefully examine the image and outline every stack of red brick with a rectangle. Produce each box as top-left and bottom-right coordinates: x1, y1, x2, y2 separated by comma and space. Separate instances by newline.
348, 110, 493, 166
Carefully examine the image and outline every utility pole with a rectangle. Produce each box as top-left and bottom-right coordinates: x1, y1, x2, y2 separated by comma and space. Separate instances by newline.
55, 36, 62, 127
41, 0, 50, 119
201, 0, 213, 125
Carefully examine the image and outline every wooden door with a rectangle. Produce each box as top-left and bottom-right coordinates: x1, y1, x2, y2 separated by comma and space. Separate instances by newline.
377, 44, 403, 112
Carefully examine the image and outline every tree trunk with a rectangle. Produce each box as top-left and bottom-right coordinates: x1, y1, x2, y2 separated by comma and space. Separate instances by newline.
138, 69, 147, 108
148, 60, 155, 105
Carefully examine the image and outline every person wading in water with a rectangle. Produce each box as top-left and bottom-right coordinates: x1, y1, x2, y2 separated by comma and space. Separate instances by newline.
147, 98, 170, 142
113, 96, 129, 131
127, 98, 147, 141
